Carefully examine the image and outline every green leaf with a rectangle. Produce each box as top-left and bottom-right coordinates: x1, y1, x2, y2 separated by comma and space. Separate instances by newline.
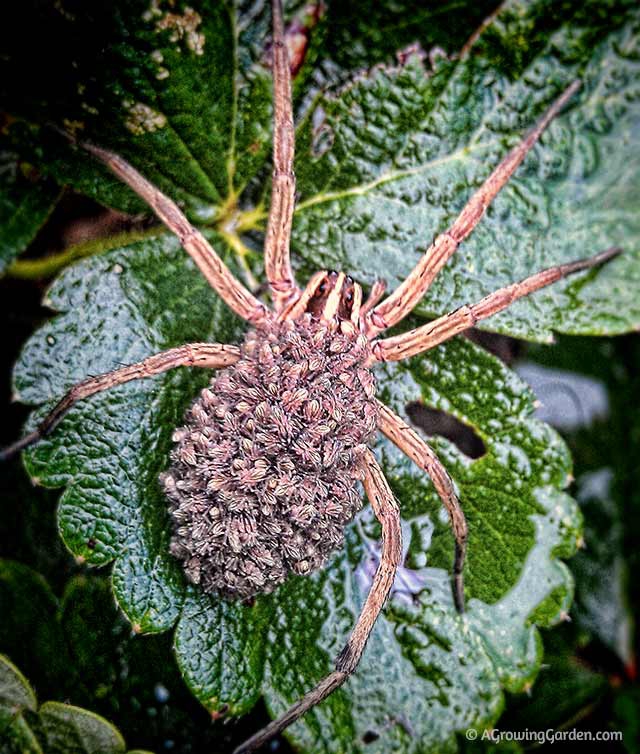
319, 1, 499, 78
1, 0, 273, 219
16, 234, 244, 633
490, 335, 640, 745
0, 714, 43, 754
34, 703, 126, 754
0, 654, 143, 754
379, 338, 576, 607
0, 655, 41, 754
0, 655, 37, 714
3, 0, 639, 340
251, 338, 580, 752
52, 575, 222, 752
174, 588, 271, 716
292, 0, 640, 340
12, 233, 582, 751
0, 153, 59, 274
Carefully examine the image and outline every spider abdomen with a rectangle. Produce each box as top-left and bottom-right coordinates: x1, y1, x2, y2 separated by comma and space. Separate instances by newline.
161, 315, 378, 599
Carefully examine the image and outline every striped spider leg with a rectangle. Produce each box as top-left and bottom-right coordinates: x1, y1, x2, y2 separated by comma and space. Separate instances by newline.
233, 448, 402, 754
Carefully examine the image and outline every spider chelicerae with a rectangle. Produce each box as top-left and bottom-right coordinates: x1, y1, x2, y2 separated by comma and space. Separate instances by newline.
2, 1, 622, 752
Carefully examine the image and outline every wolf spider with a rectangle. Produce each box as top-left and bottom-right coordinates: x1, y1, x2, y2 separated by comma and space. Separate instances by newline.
2, 1, 621, 752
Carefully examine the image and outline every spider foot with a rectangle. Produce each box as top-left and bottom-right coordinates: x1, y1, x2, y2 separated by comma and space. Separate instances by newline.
453, 573, 466, 614
453, 542, 466, 613
0, 431, 41, 462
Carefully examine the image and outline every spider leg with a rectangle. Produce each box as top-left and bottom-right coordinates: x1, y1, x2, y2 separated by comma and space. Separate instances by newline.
264, 0, 300, 311
0, 343, 240, 461
78, 142, 267, 324
364, 80, 581, 337
371, 246, 622, 363
232, 448, 402, 754
377, 401, 466, 612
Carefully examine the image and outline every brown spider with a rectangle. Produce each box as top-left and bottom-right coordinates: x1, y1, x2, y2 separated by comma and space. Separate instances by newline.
1, 2, 621, 752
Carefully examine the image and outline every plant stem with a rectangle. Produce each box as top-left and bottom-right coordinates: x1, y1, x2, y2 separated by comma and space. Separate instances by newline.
8, 227, 163, 280
219, 228, 260, 291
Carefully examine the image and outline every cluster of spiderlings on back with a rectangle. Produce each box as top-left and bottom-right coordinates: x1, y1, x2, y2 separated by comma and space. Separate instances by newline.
160, 314, 379, 600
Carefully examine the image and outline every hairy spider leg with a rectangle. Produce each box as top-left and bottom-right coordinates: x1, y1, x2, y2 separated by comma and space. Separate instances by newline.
78, 142, 267, 324
372, 246, 622, 362
233, 448, 402, 754
377, 401, 467, 611
364, 80, 581, 336
264, 0, 300, 311
0, 344, 240, 460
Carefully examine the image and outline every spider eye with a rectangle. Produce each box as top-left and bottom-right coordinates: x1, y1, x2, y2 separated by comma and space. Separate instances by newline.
345, 292, 353, 303
316, 282, 327, 295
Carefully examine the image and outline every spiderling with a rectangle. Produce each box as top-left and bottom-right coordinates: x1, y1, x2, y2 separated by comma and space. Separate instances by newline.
162, 314, 377, 599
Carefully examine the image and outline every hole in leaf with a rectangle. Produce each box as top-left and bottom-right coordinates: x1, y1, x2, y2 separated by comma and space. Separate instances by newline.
406, 403, 486, 460
464, 329, 523, 365
362, 730, 380, 744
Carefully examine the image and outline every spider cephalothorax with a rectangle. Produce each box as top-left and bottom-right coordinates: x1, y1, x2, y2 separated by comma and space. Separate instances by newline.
163, 285, 378, 599
1, 1, 622, 752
